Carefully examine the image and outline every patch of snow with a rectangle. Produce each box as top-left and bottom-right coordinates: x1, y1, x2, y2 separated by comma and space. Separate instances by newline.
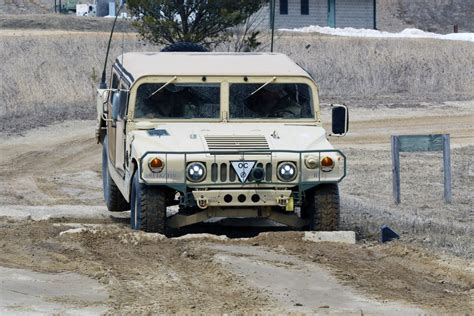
0, 204, 110, 220
173, 233, 229, 241
303, 231, 356, 244
280, 26, 474, 43
59, 227, 94, 236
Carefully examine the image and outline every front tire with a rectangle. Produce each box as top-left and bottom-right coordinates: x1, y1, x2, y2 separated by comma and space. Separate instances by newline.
303, 184, 340, 231
102, 137, 129, 212
130, 172, 167, 233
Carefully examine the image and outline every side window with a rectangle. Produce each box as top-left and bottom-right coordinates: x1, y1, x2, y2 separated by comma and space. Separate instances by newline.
114, 83, 129, 120
108, 71, 120, 106
111, 72, 119, 89
301, 0, 309, 15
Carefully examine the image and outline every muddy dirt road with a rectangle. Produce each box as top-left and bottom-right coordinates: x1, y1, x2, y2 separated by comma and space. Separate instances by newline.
0, 101, 473, 314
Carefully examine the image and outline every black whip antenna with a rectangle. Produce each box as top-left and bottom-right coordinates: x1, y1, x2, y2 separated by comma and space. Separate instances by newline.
99, 1, 126, 89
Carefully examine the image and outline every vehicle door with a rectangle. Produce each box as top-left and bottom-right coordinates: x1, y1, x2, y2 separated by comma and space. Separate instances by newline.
113, 81, 129, 174
106, 71, 129, 175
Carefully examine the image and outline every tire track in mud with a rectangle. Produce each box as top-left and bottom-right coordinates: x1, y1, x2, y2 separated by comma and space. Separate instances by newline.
0, 121, 101, 206
0, 220, 472, 314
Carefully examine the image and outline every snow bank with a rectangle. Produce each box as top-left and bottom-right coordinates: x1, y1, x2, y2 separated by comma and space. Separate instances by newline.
280, 26, 474, 43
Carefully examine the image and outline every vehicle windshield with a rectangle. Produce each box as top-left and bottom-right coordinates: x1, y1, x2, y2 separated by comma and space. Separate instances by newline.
229, 83, 314, 119
135, 83, 220, 119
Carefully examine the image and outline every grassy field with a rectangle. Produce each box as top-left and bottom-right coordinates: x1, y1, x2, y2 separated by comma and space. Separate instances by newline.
1, 28, 473, 133
278, 34, 474, 100
0, 30, 152, 132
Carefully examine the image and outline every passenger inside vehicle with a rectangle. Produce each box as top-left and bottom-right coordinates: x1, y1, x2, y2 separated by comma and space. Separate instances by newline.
135, 83, 220, 119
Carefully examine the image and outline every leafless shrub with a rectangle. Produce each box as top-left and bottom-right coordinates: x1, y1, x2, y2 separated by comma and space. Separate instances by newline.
223, 8, 272, 52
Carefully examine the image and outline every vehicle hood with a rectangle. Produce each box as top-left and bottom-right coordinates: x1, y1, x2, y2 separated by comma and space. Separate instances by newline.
130, 122, 333, 157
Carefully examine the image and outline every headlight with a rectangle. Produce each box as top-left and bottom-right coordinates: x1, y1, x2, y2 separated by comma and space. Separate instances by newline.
186, 162, 207, 182
277, 162, 297, 182
320, 156, 335, 172
148, 157, 164, 173
304, 156, 319, 169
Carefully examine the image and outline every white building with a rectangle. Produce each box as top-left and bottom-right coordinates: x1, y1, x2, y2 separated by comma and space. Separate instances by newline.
263, 0, 377, 29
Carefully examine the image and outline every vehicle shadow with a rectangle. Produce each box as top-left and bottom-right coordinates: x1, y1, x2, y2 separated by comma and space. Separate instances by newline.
170, 219, 294, 239
109, 213, 294, 239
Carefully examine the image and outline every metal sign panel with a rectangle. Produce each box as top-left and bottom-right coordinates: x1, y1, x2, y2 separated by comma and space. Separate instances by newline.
231, 161, 256, 183
398, 134, 444, 152
391, 134, 451, 204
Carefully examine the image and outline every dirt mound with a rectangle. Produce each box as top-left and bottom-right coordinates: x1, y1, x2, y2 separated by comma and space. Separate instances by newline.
0, 219, 275, 314
0, 219, 471, 314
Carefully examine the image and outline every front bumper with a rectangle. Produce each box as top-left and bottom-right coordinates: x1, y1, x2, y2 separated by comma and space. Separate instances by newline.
192, 189, 292, 209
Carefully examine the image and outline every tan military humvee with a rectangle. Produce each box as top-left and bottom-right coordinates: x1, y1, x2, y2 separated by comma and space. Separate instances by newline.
96, 52, 349, 234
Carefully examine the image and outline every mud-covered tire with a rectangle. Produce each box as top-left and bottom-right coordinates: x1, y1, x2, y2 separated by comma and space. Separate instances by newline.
130, 172, 167, 233
102, 137, 129, 212
160, 42, 208, 52
303, 184, 340, 231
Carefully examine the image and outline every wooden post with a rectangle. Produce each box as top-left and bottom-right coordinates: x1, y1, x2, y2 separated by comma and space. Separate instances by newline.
391, 136, 401, 204
443, 134, 452, 203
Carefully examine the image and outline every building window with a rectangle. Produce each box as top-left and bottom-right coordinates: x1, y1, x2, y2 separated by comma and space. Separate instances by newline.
280, 0, 288, 15
301, 0, 309, 15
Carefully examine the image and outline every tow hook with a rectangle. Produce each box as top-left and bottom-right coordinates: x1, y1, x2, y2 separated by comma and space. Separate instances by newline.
196, 196, 209, 209
276, 195, 289, 208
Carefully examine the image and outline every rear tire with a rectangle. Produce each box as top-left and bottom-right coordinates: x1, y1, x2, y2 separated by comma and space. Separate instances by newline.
130, 172, 167, 233
102, 137, 129, 212
303, 184, 340, 231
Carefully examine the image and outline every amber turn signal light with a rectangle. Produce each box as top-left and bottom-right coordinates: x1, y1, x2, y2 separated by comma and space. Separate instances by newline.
320, 156, 334, 167
148, 157, 164, 172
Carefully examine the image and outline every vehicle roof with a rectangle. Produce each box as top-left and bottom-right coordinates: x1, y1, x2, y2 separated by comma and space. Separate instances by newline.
114, 52, 312, 83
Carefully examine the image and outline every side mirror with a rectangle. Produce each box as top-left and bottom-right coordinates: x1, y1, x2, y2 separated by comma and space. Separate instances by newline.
331, 104, 349, 136
111, 90, 128, 122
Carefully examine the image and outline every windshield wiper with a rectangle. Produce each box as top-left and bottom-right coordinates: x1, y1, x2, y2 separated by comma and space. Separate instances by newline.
249, 76, 277, 96
148, 76, 177, 98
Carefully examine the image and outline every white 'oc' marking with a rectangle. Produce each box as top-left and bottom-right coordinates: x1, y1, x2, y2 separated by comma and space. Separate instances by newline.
231, 161, 256, 183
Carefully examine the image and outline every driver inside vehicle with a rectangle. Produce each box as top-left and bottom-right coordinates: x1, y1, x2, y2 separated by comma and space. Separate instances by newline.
244, 85, 302, 118
136, 84, 198, 118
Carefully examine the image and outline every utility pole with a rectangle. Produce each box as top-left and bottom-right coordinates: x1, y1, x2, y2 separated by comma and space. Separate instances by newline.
270, 0, 276, 52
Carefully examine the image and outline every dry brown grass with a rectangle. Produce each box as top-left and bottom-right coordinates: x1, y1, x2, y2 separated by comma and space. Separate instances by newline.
0, 31, 154, 132
0, 14, 131, 32
339, 147, 473, 258
1, 28, 473, 133
278, 33, 474, 100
